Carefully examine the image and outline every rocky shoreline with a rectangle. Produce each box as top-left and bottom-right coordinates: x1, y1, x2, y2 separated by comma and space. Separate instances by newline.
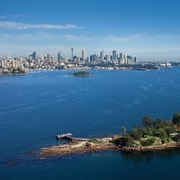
40, 137, 180, 158
40, 136, 116, 157
40, 142, 115, 157
120, 141, 180, 152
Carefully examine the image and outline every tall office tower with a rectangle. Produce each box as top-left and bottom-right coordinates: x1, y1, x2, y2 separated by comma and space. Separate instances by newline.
112, 50, 117, 62
1, 59, 6, 68
90, 55, 93, 62
106, 54, 110, 61
71, 48, 74, 61
100, 50, 104, 60
119, 53, 124, 64
82, 50, 86, 62
76, 56, 81, 62
124, 54, 128, 64
86, 57, 90, 63
90, 54, 98, 62
32, 51, 37, 61
58, 52, 62, 62
47, 54, 51, 63
127, 55, 133, 64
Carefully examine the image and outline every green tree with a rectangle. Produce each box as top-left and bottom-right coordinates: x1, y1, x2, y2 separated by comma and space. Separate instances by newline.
153, 118, 166, 129
141, 137, 156, 146
153, 128, 168, 139
142, 115, 153, 128
172, 112, 180, 126
130, 126, 144, 140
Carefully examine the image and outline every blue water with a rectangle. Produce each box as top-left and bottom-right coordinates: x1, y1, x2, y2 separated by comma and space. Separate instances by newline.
0, 68, 180, 179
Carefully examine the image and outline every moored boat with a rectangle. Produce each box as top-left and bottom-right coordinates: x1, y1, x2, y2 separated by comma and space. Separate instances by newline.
55, 133, 72, 140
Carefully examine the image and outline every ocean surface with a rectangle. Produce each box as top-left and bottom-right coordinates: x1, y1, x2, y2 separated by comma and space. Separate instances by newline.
0, 67, 180, 179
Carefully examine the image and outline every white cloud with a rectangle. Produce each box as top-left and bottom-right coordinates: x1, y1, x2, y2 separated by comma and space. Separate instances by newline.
133, 47, 180, 53
105, 35, 132, 42
0, 21, 84, 30
65, 34, 78, 41
104, 33, 148, 42
0, 14, 23, 19
0, 16, 6, 19
131, 33, 148, 38
65, 34, 92, 41
18, 32, 63, 41
0, 32, 92, 42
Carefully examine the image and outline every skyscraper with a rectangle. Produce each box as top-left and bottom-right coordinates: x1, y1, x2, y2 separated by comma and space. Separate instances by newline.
32, 51, 37, 61
58, 52, 62, 62
112, 50, 117, 62
47, 54, 51, 63
71, 48, 74, 61
106, 54, 110, 61
100, 50, 104, 60
82, 50, 86, 62
119, 53, 124, 64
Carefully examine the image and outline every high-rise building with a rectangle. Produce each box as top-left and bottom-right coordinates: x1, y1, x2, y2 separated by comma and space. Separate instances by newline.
47, 54, 51, 63
1, 59, 6, 68
32, 51, 37, 61
82, 50, 86, 62
90, 54, 98, 62
58, 52, 62, 62
112, 50, 117, 62
100, 50, 104, 60
127, 55, 136, 64
119, 53, 124, 64
71, 48, 74, 61
106, 54, 110, 61
124, 54, 128, 64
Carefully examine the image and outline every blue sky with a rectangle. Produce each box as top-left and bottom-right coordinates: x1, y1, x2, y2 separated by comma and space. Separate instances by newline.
0, 0, 180, 61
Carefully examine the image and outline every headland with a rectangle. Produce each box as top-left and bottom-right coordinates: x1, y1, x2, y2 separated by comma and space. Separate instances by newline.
40, 135, 180, 158
40, 113, 180, 158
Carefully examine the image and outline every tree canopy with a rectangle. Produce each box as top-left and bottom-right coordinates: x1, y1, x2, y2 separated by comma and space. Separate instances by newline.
172, 112, 180, 126
116, 113, 180, 147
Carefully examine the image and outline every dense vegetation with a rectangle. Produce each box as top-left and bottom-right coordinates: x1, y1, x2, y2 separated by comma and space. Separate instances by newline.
114, 113, 180, 147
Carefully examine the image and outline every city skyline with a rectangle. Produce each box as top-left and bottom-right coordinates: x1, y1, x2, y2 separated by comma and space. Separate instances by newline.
1, 0, 180, 61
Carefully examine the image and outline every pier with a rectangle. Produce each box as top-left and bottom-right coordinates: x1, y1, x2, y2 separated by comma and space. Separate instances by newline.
55, 133, 90, 142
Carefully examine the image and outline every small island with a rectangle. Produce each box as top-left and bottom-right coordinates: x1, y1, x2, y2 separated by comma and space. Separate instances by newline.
73, 71, 92, 77
40, 113, 180, 157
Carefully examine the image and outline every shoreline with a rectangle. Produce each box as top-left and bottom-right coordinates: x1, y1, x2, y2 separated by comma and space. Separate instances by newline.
120, 141, 180, 153
40, 142, 116, 157
40, 137, 180, 158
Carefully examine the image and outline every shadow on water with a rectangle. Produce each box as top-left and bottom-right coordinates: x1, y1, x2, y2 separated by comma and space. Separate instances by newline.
121, 149, 180, 164
2, 147, 180, 168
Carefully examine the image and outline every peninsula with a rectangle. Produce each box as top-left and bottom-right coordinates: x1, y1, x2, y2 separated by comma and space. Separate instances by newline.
40, 113, 180, 157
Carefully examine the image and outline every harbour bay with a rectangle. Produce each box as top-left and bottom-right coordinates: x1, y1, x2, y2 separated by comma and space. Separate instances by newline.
0, 67, 180, 179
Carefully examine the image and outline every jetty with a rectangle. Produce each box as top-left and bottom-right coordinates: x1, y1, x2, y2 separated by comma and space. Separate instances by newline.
55, 133, 72, 140
55, 133, 90, 142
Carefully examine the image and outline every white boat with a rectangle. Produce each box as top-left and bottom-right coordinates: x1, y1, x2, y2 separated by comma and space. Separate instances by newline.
55, 133, 72, 140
